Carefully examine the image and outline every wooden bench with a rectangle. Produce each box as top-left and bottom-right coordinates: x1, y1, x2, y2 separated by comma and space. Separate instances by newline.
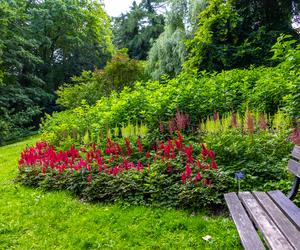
224, 145, 300, 250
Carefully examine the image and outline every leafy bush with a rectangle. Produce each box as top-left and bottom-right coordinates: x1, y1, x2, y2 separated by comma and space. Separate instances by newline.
201, 112, 295, 190
42, 61, 297, 148
16, 133, 227, 209
271, 35, 300, 119
56, 50, 148, 109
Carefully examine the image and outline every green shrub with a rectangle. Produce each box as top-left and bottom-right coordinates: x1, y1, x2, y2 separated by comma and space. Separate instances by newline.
56, 50, 148, 109
42, 64, 297, 148
204, 129, 293, 191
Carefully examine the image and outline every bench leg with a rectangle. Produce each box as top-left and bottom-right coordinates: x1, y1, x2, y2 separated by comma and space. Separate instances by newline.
288, 177, 300, 200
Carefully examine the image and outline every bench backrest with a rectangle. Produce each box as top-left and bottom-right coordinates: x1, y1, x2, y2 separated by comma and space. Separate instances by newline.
288, 146, 300, 178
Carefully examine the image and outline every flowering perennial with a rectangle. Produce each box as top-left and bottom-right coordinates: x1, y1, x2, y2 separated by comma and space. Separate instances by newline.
18, 133, 218, 187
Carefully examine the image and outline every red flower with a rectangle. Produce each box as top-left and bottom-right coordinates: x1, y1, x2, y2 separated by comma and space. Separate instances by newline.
196, 160, 202, 169
137, 137, 143, 153
231, 113, 238, 128
246, 112, 255, 134
173, 131, 184, 151
289, 125, 300, 145
171, 151, 176, 159
168, 119, 177, 134
211, 159, 218, 170
203, 178, 212, 187
175, 111, 189, 130
112, 167, 119, 176
184, 144, 193, 162
137, 161, 144, 171
258, 113, 267, 130
86, 165, 92, 172
185, 164, 192, 177
164, 145, 171, 158
105, 147, 111, 155
158, 141, 165, 150
167, 138, 174, 150
125, 138, 132, 156
195, 172, 202, 181
123, 158, 129, 170
213, 112, 219, 122
208, 150, 215, 159
201, 144, 208, 159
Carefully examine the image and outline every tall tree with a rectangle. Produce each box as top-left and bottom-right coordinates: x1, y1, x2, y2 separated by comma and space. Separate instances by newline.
186, 0, 300, 72
0, 0, 51, 144
113, 0, 165, 60
147, 0, 207, 79
29, 0, 113, 90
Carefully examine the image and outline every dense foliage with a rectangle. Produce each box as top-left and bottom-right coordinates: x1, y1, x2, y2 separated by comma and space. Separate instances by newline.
0, 0, 113, 144
147, 0, 189, 79
186, 0, 299, 72
113, 0, 165, 60
201, 111, 294, 191
29, 0, 113, 89
42, 37, 300, 148
56, 50, 148, 109
146, 0, 209, 79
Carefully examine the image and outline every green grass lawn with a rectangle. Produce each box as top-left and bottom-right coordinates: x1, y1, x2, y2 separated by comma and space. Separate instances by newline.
0, 137, 241, 249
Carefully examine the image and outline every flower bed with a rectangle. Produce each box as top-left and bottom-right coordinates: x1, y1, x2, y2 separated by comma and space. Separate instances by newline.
17, 133, 228, 209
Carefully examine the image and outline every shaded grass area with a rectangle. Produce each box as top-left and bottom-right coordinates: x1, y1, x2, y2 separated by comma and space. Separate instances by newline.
0, 137, 241, 249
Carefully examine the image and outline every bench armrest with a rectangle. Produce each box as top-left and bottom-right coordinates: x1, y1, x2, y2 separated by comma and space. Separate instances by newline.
288, 176, 300, 200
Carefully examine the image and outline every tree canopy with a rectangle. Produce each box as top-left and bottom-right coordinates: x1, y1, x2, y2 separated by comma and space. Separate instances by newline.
112, 0, 165, 60
147, 0, 207, 79
186, 0, 300, 72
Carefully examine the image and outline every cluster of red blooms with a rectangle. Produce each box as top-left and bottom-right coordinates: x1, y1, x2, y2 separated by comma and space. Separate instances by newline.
181, 144, 218, 186
19, 132, 218, 186
153, 132, 218, 185
18, 139, 145, 182
159, 110, 190, 134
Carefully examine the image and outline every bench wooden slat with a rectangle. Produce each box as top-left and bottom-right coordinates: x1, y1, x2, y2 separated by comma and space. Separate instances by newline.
253, 191, 300, 249
292, 145, 300, 160
224, 192, 265, 250
239, 192, 293, 250
268, 190, 300, 230
288, 159, 300, 178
